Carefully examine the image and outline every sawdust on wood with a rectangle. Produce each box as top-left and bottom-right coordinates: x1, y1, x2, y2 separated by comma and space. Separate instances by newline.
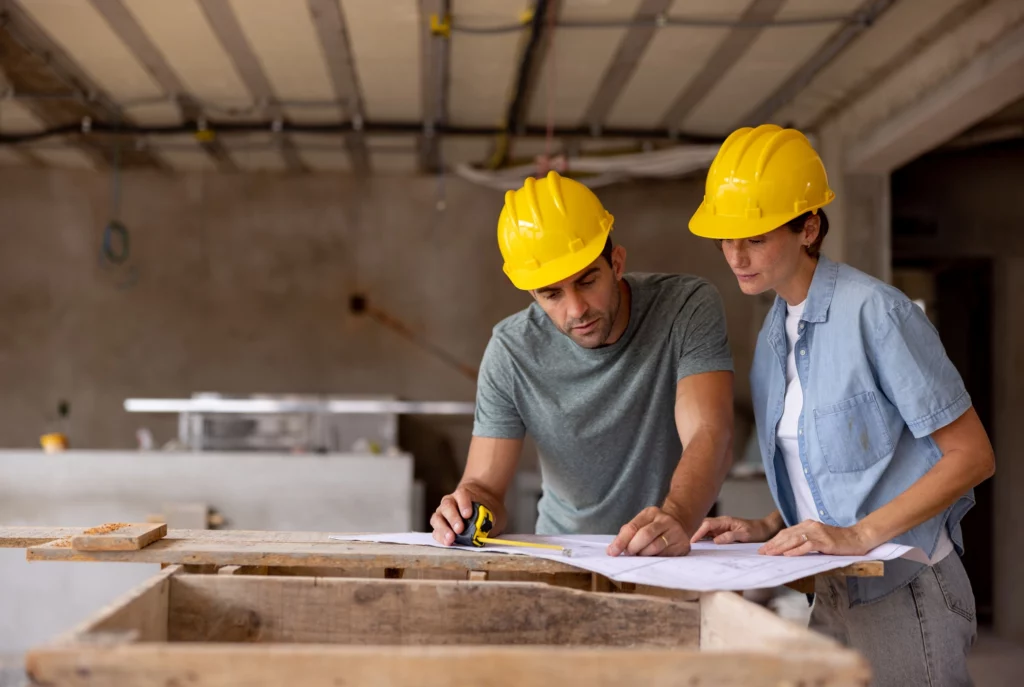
50, 524, 130, 548
81, 523, 130, 536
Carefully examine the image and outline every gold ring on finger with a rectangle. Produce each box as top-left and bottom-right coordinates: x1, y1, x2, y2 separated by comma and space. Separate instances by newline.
660, 535, 669, 548
801, 533, 808, 542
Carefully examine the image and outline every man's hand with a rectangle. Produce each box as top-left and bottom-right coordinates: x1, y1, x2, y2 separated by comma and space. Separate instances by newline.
430, 483, 507, 546
758, 520, 875, 557
606, 506, 691, 557
690, 514, 782, 545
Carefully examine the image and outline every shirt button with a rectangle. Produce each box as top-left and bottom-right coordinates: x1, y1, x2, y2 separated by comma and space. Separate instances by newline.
800, 349, 806, 356
803, 467, 809, 474
819, 509, 825, 516
799, 429, 803, 435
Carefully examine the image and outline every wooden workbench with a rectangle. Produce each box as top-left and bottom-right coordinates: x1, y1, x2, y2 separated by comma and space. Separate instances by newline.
2, 525, 877, 685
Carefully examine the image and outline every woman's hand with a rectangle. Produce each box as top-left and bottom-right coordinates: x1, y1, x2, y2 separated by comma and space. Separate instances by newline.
690, 513, 783, 544
758, 520, 876, 557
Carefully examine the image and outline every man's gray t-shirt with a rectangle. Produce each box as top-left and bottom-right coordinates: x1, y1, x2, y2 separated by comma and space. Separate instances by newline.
473, 272, 733, 535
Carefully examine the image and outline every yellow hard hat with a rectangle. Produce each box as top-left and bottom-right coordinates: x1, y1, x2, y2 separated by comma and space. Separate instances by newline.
498, 171, 614, 290
688, 124, 835, 240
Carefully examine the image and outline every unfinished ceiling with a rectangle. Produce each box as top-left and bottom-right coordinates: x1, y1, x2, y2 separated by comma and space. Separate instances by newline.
0, 0, 1003, 173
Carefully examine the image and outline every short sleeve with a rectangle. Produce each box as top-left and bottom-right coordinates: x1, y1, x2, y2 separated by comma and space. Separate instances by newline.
472, 336, 527, 439
871, 300, 972, 438
674, 282, 734, 381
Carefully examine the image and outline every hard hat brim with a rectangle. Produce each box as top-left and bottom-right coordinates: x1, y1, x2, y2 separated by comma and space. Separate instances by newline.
503, 231, 609, 291
687, 194, 834, 240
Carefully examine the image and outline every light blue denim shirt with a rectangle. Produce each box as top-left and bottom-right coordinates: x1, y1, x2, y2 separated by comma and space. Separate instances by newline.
750, 254, 975, 606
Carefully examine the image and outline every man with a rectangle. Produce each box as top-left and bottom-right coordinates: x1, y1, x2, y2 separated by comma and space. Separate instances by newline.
431, 171, 734, 556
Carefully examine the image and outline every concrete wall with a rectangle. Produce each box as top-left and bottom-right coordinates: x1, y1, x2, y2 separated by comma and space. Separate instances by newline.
891, 139, 1024, 642
0, 450, 414, 653
0, 168, 760, 464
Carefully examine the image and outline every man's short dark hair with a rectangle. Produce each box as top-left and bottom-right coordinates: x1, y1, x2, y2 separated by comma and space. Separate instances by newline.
600, 237, 614, 266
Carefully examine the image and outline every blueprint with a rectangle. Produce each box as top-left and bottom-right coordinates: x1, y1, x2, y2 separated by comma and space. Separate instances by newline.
328, 532, 918, 592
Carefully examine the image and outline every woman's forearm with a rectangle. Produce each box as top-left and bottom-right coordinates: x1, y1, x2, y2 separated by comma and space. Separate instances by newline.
855, 409, 994, 548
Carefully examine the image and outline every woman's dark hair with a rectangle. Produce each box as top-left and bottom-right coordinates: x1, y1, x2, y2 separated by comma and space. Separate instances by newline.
788, 209, 829, 257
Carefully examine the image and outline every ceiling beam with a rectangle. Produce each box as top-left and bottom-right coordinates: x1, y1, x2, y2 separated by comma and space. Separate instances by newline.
493, 0, 560, 167
418, 0, 449, 173
740, 0, 897, 127
846, 18, 1024, 173
0, 0, 165, 169
0, 119, 725, 146
659, 0, 785, 130
808, 0, 990, 130
197, 0, 308, 173
306, 0, 370, 174
0, 58, 43, 165
87, 0, 237, 172
583, 0, 673, 132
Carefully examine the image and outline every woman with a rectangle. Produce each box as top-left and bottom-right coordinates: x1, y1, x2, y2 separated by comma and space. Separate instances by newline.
688, 124, 995, 686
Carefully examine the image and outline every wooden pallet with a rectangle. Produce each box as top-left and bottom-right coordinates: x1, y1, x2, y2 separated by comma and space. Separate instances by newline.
22, 564, 871, 686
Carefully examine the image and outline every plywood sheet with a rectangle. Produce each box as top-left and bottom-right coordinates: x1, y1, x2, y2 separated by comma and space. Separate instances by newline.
681, 0, 864, 135
341, 0, 421, 121
448, 0, 524, 127
123, 0, 253, 114
526, 0, 644, 128
17, 0, 176, 125
606, 0, 751, 129
227, 0, 341, 124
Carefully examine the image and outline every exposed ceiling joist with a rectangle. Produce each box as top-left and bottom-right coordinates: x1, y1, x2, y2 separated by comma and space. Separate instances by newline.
0, 64, 41, 165
0, 0, 164, 169
583, 0, 673, 132
846, 17, 1024, 173
418, 0, 449, 173
740, 0, 898, 127
495, 0, 560, 167
659, 0, 785, 130
87, 0, 237, 172
807, 0, 990, 131
307, 0, 370, 174
197, 0, 308, 173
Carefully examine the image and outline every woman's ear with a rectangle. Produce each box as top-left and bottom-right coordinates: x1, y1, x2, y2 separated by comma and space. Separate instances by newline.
803, 214, 821, 249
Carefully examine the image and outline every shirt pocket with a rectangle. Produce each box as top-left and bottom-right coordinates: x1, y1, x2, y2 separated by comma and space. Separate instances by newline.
812, 391, 894, 473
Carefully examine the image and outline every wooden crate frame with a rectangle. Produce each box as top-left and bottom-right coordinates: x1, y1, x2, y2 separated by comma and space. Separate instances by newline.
25, 565, 871, 687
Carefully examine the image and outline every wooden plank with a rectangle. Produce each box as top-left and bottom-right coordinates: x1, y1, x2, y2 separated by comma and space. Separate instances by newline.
0, 526, 86, 547
26, 538, 585, 574
700, 590, 841, 652
167, 575, 700, 646
25, 644, 871, 687
71, 523, 167, 551
11, 527, 885, 586
54, 565, 179, 645
217, 565, 268, 576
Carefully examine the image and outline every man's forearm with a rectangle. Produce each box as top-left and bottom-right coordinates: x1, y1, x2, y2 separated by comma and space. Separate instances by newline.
662, 426, 733, 533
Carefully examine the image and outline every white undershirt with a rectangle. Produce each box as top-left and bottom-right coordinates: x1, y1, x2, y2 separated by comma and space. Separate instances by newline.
777, 300, 954, 565
778, 300, 819, 524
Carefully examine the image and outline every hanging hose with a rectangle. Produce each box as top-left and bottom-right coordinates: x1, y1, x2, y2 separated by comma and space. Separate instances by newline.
101, 219, 130, 264
97, 123, 138, 288
99, 128, 130, 266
